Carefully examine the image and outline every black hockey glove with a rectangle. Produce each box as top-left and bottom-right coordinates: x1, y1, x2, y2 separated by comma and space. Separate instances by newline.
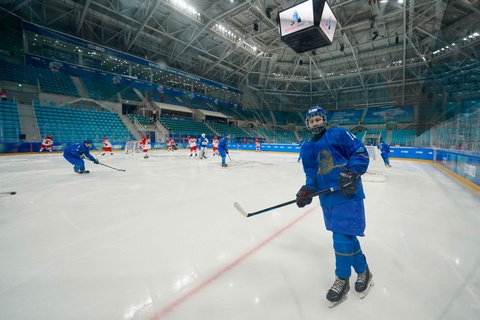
296, 185, 316, 208
93, 158, 99, 164
339, 168, 360, 196
225, 150, 229, 154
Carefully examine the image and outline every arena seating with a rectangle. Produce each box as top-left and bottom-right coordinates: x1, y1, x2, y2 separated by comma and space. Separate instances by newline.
0, 60, 79, 97
34, 103, 134, 142
158, 117, 215, 136
0, 100, 21, 142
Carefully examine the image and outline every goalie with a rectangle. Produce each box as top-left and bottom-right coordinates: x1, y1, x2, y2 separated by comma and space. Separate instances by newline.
198, 133, 208, 159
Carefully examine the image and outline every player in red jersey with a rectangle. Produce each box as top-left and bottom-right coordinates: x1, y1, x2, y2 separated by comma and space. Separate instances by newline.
39, 134, 53, 152
101, 138, 113, 155
140, 135, 151, 159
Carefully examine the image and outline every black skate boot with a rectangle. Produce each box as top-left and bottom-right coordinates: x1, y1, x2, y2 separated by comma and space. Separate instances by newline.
355, 266, 373, 299
326, 277, 349, 308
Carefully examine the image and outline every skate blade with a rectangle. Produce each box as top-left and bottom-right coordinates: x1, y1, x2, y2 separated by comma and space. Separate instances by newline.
328, 293, 348, 308
358, 281, 374, 299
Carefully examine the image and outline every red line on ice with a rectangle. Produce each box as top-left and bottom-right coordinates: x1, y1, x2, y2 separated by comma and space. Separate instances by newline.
149, 208, 315, 319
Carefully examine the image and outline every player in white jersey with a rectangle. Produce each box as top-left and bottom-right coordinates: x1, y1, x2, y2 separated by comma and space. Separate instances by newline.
211, 136, 219, 156
254, 138, 261, 152
101, 138, 113, 155
188, 136, 197, 157
167, 138, 175, 151
140, 136, 151, 159
39, 134, 53, 152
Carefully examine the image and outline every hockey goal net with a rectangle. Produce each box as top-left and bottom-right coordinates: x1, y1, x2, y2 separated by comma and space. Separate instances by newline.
124, 140, 141, 155
363, 146, 387, 182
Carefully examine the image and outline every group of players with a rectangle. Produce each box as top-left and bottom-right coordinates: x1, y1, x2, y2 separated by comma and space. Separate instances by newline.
40, 132, 240, 168
39, 133, 261, 159
185, 134, 218, 158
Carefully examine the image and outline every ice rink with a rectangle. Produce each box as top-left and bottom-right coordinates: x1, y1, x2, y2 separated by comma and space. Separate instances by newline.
1, 149, 479, 320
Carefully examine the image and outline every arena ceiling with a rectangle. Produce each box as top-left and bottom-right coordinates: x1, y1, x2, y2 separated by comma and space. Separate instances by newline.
1, 0, 480, 121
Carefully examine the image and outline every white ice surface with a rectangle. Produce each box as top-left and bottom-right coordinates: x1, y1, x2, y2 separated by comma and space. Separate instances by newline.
0, 149, 479, 320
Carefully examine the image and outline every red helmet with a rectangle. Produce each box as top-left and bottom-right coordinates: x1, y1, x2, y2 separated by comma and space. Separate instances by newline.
102, 138, 106, 141
214, 136, 217, 139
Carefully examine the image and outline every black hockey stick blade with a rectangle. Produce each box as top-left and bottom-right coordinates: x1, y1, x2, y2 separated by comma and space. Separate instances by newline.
0, 191, 17, 195
234, 186, 339, 218
98, 162, 126, 172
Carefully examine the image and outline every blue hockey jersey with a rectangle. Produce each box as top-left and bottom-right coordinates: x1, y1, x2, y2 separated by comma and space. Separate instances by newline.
301, 127, 370, 208
64, 142, 95, 162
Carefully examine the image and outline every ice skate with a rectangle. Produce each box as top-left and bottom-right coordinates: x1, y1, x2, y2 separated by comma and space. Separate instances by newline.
326, 277, 349, 308
144, 154, 149, 159
222, 164, 228, 167
355, 266, 373, 299
75, 170, 90, 174
189, 154, 192, 157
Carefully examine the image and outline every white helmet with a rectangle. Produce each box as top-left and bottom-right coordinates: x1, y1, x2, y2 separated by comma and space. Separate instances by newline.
201, 133, 206, 138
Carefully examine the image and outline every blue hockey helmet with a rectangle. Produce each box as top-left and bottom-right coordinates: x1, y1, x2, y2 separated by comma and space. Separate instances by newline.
305, 106, 327, 134
224, 132, 230, 137
84, 139, 93, 144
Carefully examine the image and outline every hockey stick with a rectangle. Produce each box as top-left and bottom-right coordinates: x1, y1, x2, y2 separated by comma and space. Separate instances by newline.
98, 162, 126, 172
89, 159, 126, 172
233, 186, 339, 218
0, 191, 17, 195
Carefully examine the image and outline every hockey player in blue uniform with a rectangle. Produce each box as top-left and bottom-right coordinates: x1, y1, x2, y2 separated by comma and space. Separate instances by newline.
63, 139, 99, 173
296, 106, 373, 307
378, 138, 392, 167
218, 132, 230, 167
297, 138, 304, 162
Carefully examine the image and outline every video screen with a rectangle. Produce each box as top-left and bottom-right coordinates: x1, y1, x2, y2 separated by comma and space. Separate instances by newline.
319, 1, 337, 42
278, 0, 315, 37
